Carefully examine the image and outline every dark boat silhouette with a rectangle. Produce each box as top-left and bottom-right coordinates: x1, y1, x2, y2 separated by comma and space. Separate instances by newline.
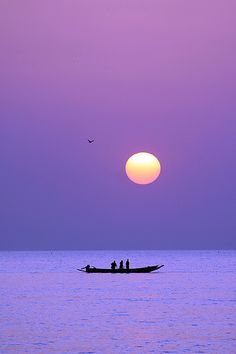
78, 264, 164, 273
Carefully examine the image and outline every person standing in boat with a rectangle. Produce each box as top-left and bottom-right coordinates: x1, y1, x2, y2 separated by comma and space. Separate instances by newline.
119, 260, 124, 269
126, 259, 130, 270
111, 260, 117, 270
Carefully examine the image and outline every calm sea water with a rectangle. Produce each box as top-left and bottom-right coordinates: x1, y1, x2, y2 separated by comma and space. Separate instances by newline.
0, 250, 235, 353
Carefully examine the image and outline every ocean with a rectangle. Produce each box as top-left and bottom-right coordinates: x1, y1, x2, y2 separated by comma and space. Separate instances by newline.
0, 250, 235, 353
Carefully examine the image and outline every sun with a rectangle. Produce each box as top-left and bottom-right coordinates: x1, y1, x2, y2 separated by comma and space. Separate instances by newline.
125, 152, 161, 185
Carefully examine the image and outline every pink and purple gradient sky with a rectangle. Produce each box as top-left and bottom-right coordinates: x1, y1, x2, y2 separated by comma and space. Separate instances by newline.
0, 1, 235, 249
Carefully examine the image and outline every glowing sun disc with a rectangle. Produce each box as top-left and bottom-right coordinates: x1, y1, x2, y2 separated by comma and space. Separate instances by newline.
125, 152, 161, 185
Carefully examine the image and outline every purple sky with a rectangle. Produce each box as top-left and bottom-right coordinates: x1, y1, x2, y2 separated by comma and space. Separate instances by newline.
0, 1, 235, 249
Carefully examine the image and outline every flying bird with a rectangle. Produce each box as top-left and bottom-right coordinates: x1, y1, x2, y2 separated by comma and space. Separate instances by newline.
88, 139, 95, 144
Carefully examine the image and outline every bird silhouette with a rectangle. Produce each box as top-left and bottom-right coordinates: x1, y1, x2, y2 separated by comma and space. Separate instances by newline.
88, 139, 94, 143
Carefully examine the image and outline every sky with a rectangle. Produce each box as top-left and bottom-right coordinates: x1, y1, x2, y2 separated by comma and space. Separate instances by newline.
0, 1, 235, 250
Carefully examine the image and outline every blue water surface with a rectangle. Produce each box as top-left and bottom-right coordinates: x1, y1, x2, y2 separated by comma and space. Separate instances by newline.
0, 250, 235, 353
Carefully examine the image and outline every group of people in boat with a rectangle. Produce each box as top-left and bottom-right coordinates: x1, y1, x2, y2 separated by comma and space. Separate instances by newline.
83, 259, 130, 272
111, 259, 129, 270
82, 259, 129, 272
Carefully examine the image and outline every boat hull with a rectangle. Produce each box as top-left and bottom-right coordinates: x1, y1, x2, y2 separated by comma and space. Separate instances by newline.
79, 265, 164, 273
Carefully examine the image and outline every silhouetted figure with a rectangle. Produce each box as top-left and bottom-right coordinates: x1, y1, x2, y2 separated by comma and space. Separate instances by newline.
126, 259, 130, 270
81, 264, 91, 272
119, 260, 124, 269
111, 260, 117, 270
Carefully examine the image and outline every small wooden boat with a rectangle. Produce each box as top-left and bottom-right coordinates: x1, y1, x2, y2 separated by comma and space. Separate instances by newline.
78, 264, 164, 273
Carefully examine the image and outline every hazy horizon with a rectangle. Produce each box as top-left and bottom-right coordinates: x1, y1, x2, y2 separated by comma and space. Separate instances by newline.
0, 248, 235, 252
